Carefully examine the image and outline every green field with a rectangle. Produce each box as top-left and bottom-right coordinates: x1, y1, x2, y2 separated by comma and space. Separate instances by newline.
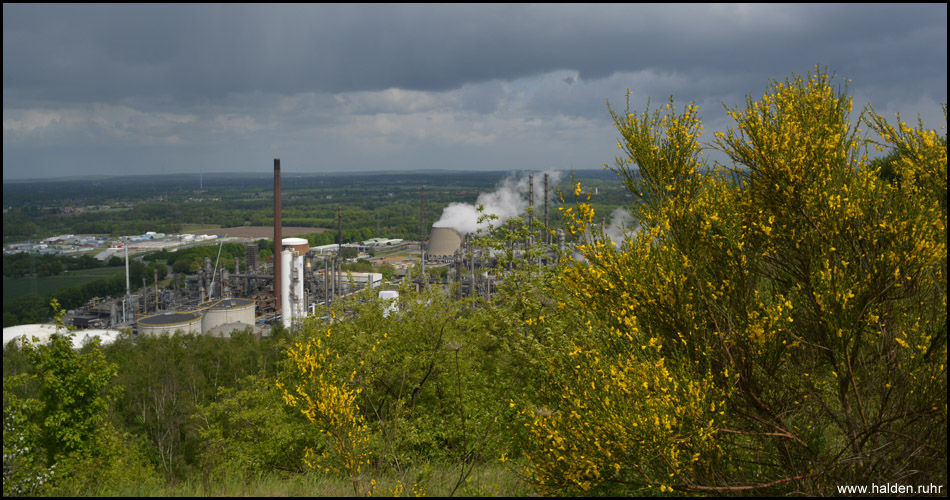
3, 267, 125, 303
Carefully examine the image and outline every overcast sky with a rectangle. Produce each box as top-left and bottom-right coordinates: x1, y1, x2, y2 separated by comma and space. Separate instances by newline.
3, 4, 946, 181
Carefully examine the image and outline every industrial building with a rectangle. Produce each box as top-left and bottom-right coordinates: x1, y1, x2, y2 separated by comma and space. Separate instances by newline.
335, 271, 383, 289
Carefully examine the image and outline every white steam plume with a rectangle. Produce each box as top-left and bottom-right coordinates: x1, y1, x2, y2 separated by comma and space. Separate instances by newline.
604, 207, 636, 246
573, 207, 637, 261
433, 171, 562, 236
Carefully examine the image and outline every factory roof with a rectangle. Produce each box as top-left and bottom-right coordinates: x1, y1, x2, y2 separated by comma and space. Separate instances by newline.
311, 244, 340, 253
138, 311, 202, 326
362, 238, 405, 246
198, 297, 256, 310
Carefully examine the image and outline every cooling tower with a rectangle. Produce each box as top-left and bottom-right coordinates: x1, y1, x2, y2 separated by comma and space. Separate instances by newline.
429, 226, 463, 257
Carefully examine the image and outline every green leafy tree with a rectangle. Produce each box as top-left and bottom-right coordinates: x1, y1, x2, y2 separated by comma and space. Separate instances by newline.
172, 259, 197, 274
147, 261, 168, 283
279, 282, 524, 495
3, 300, 158, 495
27, 306, 116, 458
378, 263, 396, 281
193, 374, 316, 478
3, 294, 50, 326
102, 327, 286, 481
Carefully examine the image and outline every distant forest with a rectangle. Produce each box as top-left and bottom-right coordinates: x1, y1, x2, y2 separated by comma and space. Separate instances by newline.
2, 169, 625, 244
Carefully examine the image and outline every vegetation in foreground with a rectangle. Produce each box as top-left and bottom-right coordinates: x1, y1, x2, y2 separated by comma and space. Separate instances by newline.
3, 66, 946, 496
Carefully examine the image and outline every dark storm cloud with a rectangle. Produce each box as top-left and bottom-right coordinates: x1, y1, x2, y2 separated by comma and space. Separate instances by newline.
3, 4, 946, 180
5, 4, 945, 104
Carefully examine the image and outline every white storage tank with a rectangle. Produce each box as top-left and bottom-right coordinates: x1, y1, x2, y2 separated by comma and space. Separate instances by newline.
282, 237, 310, 255
138, 311, 202, 337
199, 298, 256, 334
3, 324, 61, 347
3, 325, 122, 349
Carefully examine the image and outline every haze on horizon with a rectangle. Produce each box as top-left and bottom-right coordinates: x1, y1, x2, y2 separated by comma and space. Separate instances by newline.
3, 4, 946, 181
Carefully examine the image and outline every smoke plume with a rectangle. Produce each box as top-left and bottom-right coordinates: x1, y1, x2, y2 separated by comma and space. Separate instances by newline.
433, 171, 562, 236
604, 207, 636, 245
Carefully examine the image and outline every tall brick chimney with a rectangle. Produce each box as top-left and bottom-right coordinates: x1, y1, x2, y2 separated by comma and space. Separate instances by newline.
274, 159, 282, 313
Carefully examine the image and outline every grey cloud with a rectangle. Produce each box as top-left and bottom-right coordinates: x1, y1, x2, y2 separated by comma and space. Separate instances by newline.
3, 4, 946, 180
6, 4, 945, 104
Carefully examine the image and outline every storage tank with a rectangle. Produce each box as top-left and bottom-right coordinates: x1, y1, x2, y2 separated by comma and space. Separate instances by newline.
138, 311, 202, 336
73, 329, 123, 347
199, 298, 256, 334
428, 226, 463, 257
3, 325, 123, 349
282, 237, 310, 256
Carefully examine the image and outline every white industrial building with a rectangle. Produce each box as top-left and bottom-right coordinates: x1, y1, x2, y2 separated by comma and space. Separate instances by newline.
310, 244, 340, 254
336, 271, 383, 289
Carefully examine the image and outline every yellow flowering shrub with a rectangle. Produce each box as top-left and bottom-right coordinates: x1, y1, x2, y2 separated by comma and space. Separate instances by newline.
278, 325, 373, 495
521, 67, 946, 495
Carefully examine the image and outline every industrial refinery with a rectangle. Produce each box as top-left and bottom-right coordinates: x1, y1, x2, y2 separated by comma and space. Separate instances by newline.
6, 161, 573, 345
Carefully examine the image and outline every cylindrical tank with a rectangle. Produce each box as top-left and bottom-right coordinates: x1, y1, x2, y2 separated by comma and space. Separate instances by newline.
429, 226, 463, 257
281, 250, 293, 328
200, 298, 256, 334
138, 311, 202, 337
282, 237, 310, 256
